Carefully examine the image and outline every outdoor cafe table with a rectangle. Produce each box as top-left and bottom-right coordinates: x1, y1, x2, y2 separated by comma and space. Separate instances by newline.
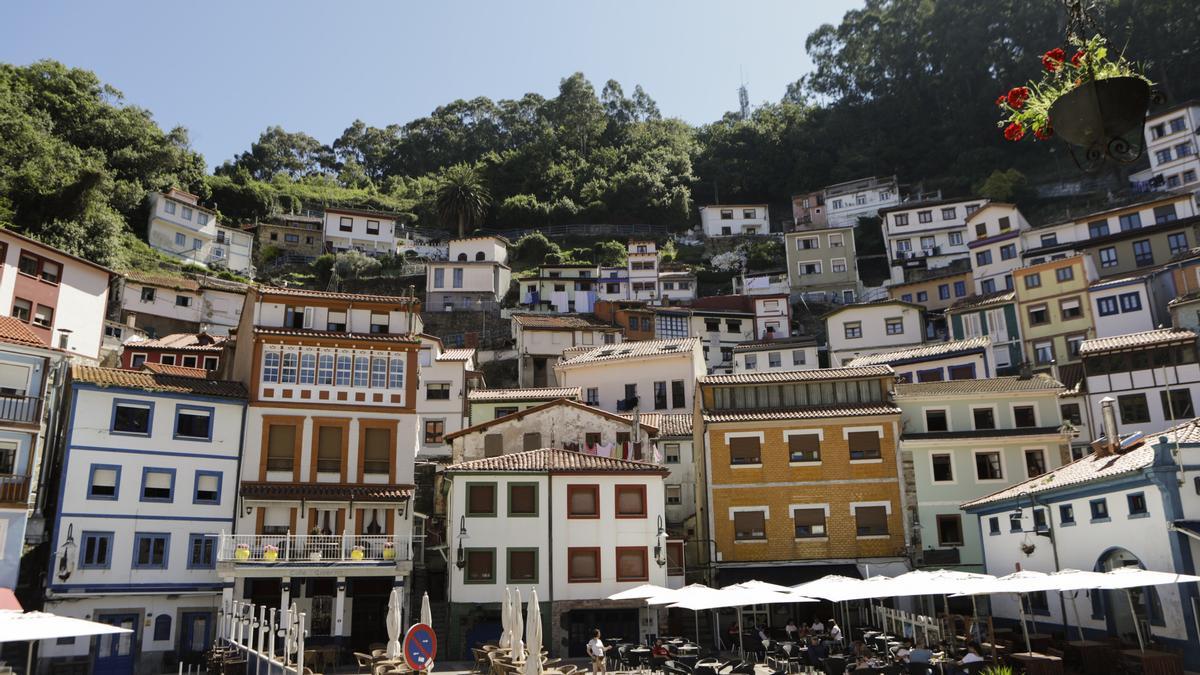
1025, 632, 1053, 653
1064, 640, 1113, 675
1009, 651, 1064, 675
1121, 649, 1184, 675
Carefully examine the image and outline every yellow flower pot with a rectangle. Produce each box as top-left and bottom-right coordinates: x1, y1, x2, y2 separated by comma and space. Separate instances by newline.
350, 549, 365, 561
264, 550, 278, 562
383, 547, 396, 560
235, 548, 250, 561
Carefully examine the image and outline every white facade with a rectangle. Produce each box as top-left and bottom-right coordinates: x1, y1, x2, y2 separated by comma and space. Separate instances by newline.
448, 236, 509, 265
1089, 277, 1158, 338
967, 204, 1030, 295
1081, 331, 1200, 439
41, 371, 246, 670
1021, 193, 1198, 262
511, 315, 622, 388
688, 311, 755, 374
0, 229, 112, 361
323, 208, 398, 256
882, 198, 984, 284
416, 336, 475, 459
658, 273, 697, 303
824, 176, 900, 228
147, 190, 253, 274
753, 295, 791, 340
732, 339, 819, 374
213, 225, 254, 274
555, 338, 705, 413
699, 205, 771, 237
825, 301, 924, 366
627, 241, 660, 302
1141, 103, 1200, 193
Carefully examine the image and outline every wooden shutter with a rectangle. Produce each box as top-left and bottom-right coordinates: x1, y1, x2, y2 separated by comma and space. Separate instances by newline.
484, 434, 504, 457
788, 435, 820, 461
729, 437, 761, 464
733, 511, 765, 539
848, 431, 881, 459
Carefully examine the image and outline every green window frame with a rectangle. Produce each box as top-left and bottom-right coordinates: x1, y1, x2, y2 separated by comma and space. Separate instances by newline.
507, 482, 539, 517
464, 482, 498, 517
463, 547, 497, 584
506, 547, 539, 584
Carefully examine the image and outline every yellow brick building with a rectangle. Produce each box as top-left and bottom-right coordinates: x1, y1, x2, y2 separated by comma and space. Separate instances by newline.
694, 365, 910, 587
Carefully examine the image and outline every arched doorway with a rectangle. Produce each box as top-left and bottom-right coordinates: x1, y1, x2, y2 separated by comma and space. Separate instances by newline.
1094, 547, 1163, 644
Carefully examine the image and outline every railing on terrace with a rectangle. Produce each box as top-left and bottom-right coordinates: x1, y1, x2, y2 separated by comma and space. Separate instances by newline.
0, 395, 41, 425
0, 475, 29, 504
216, 533, 418, 564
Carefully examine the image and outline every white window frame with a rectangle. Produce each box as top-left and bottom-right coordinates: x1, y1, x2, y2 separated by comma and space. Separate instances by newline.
783, 429, 823, 467
727, 506, 770, 544
972, 448, 1007, 483
849, 501, 893, 540
929, 452, 957, 485
842, 425, 884, 464
796, 260, 822, 276
1009, 401, 1040, 429
1023, 447, 1048, 478
724, 431, 765, 469
969, 404, 999, 431
921, 406, 951, 433
789, 503, 830, 542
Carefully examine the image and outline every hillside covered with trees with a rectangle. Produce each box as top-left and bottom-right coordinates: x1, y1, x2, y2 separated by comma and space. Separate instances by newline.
2, 0, 1198, 268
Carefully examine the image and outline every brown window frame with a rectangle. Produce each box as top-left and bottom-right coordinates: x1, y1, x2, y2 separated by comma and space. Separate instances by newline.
614, 484, 647, 519
566, 484, 600, 519
935, 514, 964, 547
615, 546, 649, 582
567, 547, 602, 583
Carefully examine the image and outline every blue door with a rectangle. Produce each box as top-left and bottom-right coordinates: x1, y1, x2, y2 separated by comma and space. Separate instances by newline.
93, 613, 138, 675
180, 611, 213, 663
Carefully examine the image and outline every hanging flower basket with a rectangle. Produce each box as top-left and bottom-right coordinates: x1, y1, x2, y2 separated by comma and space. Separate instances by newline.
1020, 542, 1037, 557
996, 34, 1153, 168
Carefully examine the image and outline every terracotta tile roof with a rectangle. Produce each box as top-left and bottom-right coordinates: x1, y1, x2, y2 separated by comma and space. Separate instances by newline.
124, 271, 200, 291
703, 404, 901, 423
71, 365, 247, 399
963, 417, 1200, 508
0, 228, 115, 275
733, 335, 819, 353
822, 299, 925, 319
658, 271, 696, 278
619, 412, 693, 438
466, 387, 581, 402
1088, 274, 1153, 291
257, 286, 419, 305
437, 348, 476, 362
948, 291, 1016, 312
844, 337, 991, 367
1079, 328, 1198, 356
560, 346, 594, 360
131, 333, 228, 352
557, 338, 701, 367
0, 316, 50, 349
195, 276, 250, 294
254, 327, 420, 343
445, 448, 668, 474
894, 374, 1062, 397
240, 481, 413, 502
700, 364, 894, 385
140, 363, 210, 378
510, 313, 616, 330
1057, 363, 1086, 396
445, 398, 657, 441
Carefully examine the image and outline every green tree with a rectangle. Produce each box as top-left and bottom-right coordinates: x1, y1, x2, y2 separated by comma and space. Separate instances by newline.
592, 240, 627, 267
435, 163, 492, 238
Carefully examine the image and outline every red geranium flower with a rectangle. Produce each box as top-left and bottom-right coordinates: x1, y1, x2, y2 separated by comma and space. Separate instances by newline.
1004, 122, 1026, 141
1006, 86, 1030, 109
1042, 47, 1066, 72
995, 94, 1007, 107
1070, 50, 1085, 68
1034, 125, 1054, 141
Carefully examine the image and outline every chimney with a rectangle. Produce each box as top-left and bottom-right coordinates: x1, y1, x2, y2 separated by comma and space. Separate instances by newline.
1018, 361, 1033, 380
1092, 396, 1120, 457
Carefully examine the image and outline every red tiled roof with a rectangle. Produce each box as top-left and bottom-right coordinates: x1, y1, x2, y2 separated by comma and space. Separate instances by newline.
437, 348, 476, 362
466, 387, 581, 402
445, 448, 668, 474
557, 338, 701, 367
702, 404, 901, 423
844, 337, 990, 367
71, 365, 247, 399
124, 271, 200, 291
131, 333, 228, 352
254, 327, 420, 343
445, 398, 657, 441
1079, 328, 1197, 356
686, 295, 756, 313
700, 365, 893, 385
510, 313, 617, 330
619, 412, 693, 437
894, 374, 1062, 397
257, 286, 419, 305
0, 316, 50, 349
140, 363, 210, 378
240, 482, 413, 502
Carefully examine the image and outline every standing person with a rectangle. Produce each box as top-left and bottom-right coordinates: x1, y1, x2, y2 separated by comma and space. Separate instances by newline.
828, 619, 843, 642
588, 629, 610, 674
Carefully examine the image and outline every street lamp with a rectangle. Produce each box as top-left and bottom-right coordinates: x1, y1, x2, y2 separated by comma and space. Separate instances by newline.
653, 516, 667, 567
56, 524, 76, 582
454, 516, 468, 569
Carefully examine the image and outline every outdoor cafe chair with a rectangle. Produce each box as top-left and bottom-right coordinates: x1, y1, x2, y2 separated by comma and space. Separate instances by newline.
820, 657, 845, 675
354, 653, 375, 674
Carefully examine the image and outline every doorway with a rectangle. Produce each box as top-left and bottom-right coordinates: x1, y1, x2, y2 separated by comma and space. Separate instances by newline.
93, 613, 138, 675
565, 608, 637, 657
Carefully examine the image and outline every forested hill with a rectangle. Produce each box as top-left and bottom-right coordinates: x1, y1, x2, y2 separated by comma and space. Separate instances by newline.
2, 0, 1198, 269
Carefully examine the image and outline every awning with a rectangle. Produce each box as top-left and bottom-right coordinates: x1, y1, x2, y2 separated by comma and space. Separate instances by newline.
0, 610, 131, 642
1172, 520, 1200, 541
716, 564, 861, 588
241, 482, 413, 502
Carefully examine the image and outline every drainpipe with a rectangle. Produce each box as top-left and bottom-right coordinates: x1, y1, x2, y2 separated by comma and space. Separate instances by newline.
547, 474, 555, 654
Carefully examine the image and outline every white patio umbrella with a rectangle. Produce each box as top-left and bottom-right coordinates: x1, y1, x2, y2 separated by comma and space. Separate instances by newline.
643, 583, 717, 646
511, 586, 525, 662
499, 587, 511, 650
883, 570, 998, 646
952, 570, 1049, 654
421, 592, 435, 673
607, 584, 672, 601
0, 609, 134, 675
1095, 567, 1200, 651
523, 590, 543, 675
386, 588, 404, 659
792, 574, 895, 640
670, 585, 816, 659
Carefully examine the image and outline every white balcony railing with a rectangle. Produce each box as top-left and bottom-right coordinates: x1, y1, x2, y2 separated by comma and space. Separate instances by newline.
216, 533, 417, 564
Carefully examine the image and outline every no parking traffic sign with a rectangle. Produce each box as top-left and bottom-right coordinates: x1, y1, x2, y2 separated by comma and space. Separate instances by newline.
404, 622, 438, 671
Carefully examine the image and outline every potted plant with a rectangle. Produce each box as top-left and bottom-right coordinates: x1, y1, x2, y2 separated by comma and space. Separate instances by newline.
996, 34, 1151, 164
350, 545, 365, 561
263, 544, 279, 562
235, 543, 250, 561
382, 541, 396, 560
1020, 541, 1037, 557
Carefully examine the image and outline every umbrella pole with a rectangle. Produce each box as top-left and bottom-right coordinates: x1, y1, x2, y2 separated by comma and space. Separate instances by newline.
1066, 592, 1085, 642
1124, 590, 1145, 651
25, 640, 33, 675
694, 609, 699, 648
737, 606, 744, 661
1016, 594, 1033, 655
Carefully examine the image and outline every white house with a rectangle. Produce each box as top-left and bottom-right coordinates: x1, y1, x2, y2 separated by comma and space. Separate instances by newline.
1088, 274, 1163, 338
880, 197, 984, 284
824, 300, 925, 367
426, 236, 512, 312
967, 203, 1030, 294
844, 337, 993, 383
555, 337, 705, 413
1079, 329, 1200, 440
444, 448, 672, 658
732, 335, 819, 374
627, 240, 660, 302
147, 189, 254, 275
40, 365, 247, 673
415, 335, 477, 459
962, 413, 1200, 670
1139, 101, 1200, 193
511, 314, 621, 388
466, 387, 582, 425
823, 176, 900, 228
0, 228, 113, 361
322, 207, 399, 257
699, 205, 771, 237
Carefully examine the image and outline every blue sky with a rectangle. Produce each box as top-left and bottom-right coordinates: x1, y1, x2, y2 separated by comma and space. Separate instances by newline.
0, 1, 861, 169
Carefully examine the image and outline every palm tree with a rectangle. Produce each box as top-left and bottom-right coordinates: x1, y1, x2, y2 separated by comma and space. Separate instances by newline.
435, 164, 492, 238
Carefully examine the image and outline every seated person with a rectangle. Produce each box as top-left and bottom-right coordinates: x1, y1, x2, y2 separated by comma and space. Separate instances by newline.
955, 642, 984, 673
850, 641, 871, 660
907, 642, 933, 664
806, 637, 829, 666
785, 619, 799, 641
651, 640, 670, 669
894, 639, 913, 663
810, 619, 825, 634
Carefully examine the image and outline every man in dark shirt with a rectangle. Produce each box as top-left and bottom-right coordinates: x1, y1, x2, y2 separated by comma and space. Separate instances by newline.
807, 637, 829, 667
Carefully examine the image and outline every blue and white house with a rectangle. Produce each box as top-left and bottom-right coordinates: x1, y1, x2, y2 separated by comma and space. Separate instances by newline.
40, 365, 247, 675
962, 407, 1200, 670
